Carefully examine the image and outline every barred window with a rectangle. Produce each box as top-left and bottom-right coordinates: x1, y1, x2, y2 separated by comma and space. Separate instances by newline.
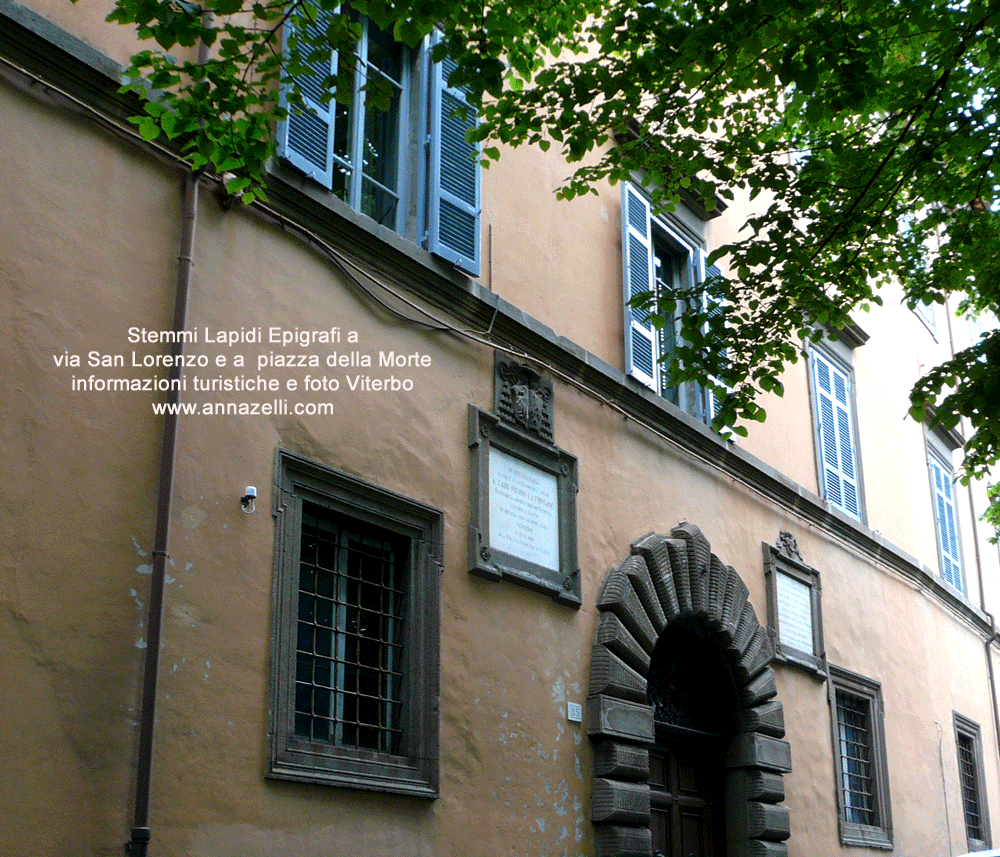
836, 690, 877, 826
828, 666, 892, 848
955, 714, 991, 850
269, 451, 441, 797
295, 505, 407, 754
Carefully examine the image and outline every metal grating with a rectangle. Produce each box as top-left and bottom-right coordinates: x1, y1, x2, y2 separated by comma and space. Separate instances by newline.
958, 731, 985, 842
836, 689, 877, 826
294, 502, 406, 754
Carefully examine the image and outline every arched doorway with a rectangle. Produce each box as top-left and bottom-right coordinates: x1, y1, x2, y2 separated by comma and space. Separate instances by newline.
648, 615, 740, 857
588, 524, 791, 857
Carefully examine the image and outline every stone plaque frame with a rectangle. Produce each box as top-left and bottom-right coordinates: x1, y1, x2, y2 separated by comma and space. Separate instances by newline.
763, 535, 827, 678
468, 405, 580, 607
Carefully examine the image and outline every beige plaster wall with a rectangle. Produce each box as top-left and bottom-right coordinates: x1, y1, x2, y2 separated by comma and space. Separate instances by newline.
0, 81, 182, 854
4, 30, 1000, 857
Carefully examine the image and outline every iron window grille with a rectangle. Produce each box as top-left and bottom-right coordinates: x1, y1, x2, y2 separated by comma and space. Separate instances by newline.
955, 713, 991, 850
295, 504, 407, 753
828, 665, 892, 849
269, 450, 442, 796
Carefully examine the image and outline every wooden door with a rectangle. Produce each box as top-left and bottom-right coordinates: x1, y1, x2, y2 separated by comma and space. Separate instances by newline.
649, 735, 725, 857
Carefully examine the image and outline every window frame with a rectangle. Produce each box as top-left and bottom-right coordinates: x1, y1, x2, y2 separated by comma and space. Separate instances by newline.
267, 449, 442, 797
276, 19, 481, 276
276, 10, 412, 233
807, 343, 865, 522
954, 712, 991, 851
827, 665, 893, 849
467, 406, 581, 607
925, 431, 965, 593
621, 181, 723, 425
763, 541, 826, 678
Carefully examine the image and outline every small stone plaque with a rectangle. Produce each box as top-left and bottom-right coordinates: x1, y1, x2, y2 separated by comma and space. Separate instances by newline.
776, 571, 813, 654
468, 406, 580, 607
488, 446, 560, 571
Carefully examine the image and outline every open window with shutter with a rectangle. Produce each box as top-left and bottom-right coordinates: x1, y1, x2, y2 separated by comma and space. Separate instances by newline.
426, 48, 481, 276
929, 451, 964, 591
810, 348, 862, 520
277, 10, 339, 190
621, 182, 729, 426
277, 20, 481, 273
621, 182, 659, 391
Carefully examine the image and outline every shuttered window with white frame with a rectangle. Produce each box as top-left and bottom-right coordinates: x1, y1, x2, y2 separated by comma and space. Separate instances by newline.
277, 10, 340, 190
929, 451, 964, 591
277, 20, 480, 274
811, 348, 862, 520
426, 45, 481, 276
621, 182, 659, 391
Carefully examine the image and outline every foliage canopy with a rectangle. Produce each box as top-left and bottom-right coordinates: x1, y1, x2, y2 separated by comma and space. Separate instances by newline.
101, 0, 1000, 532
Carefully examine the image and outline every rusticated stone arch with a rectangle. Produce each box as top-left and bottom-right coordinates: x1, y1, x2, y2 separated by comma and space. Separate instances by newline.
588, 524, 791, 857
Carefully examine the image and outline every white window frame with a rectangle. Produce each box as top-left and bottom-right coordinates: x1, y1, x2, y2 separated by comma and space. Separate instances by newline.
808, 344, 864, 521
926, 439, 965, 593
277, 18, 481, 276
621, 182, 724, 425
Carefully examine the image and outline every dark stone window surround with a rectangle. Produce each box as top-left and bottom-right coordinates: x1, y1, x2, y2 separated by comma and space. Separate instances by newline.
268, 449, 442, 797
826, 665, 893, 849
588, 523, 791, 857
954, 711, 992, 852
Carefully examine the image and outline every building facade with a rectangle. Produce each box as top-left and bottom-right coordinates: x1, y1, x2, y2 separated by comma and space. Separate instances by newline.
2, 2, 1000, 856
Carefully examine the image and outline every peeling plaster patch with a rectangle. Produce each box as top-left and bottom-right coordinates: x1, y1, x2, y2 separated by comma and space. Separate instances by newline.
551, 675, 565, 704
129, 589, 144, 609
131, 536, 148, 557
204, 659, 211, 680
136, 638, 147, 649
559, 826, 569, 842
574, 755, 583, 781
137, 564, 153, 576
171, 663, 179, 673
536, 818, 546, 833
181, 504, 207, 528
554, 781, 569, 816
571, 681, 581, 695
166, 573, 176, 584
556, 722, 565, 742
185, 562, 193, 571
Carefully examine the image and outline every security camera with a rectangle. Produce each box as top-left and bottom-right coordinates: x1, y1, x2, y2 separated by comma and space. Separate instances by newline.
241, 486, 257, 513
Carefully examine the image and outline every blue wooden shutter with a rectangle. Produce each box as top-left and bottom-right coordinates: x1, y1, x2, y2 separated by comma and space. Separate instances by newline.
702, 260, 727, 421
811, 349, 861, 519
427, 46, 481, 276
621, 182, 658, 391
277, 13, 337, 189
929, 453, 963, 590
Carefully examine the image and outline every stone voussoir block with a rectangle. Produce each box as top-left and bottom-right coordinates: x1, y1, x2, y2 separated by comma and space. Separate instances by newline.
588, 694, 655, 744
592, 777, 651, 825
589, 643, 648, 704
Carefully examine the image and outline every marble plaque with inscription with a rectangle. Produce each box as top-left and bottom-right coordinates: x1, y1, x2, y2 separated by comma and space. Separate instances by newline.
776, 571, 813, 654
488, 446, 560, 571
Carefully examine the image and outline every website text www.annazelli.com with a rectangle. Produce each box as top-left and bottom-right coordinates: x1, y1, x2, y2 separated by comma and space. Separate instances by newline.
152, 400, 334, 416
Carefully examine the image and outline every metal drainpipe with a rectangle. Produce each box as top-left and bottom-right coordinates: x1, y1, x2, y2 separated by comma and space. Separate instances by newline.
128, 166, 201, 857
